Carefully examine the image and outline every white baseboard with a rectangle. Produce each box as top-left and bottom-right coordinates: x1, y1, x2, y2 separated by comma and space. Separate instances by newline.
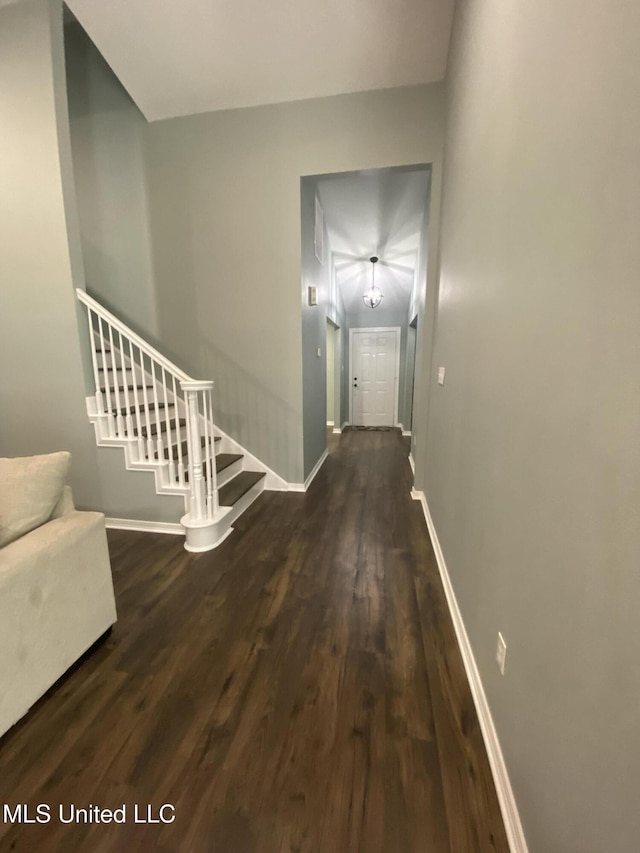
305, 448, 328, 489
105, 518, 184, 535
287, 448, 329, 493
332, 427, 342, 435
402, 429, 412, 437
408, 453, 415, 476
326, 420, 335, 427
184, 525, 233, 552
410, 489, 528, 853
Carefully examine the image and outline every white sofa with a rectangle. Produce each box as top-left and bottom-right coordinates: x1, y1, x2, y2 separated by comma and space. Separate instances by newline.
0, 453, 117, 738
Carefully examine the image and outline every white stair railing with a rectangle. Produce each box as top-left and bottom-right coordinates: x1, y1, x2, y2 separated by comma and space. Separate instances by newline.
76, 289, 219, 525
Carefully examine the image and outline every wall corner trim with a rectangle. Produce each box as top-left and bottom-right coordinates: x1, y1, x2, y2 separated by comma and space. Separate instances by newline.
288, 448, 329, 493
304, 449, 329, 490
105, 518, 184, 535
410, 488, 529, 853
408, 453, 416, 476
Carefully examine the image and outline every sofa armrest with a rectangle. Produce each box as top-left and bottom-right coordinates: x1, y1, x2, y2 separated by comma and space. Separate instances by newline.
51, 485, 75, 519
0, 511, 117, 736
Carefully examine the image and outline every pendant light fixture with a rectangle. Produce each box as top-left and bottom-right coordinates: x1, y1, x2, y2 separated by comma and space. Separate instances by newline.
363, 256, 383, 309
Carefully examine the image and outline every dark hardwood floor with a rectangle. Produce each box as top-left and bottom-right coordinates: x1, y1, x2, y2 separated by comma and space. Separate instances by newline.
0, 430, 508, 852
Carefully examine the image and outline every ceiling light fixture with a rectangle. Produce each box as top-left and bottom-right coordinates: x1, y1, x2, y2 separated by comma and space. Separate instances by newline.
363, 256, 383, 309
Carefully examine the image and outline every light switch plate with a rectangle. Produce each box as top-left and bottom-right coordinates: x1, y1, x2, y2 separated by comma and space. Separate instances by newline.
438, 366, 446, 386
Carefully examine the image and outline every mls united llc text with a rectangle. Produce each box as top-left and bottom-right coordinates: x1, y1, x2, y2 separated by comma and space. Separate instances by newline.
2, 804, 176, 825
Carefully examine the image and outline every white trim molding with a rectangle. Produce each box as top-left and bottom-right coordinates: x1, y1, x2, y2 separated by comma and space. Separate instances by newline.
410, 489, 529, 853
105, 518, 184, 535
288, 448, 329, 493
326, 420, 335, 427
408, 453, 415, 476
305, 449, 328, 490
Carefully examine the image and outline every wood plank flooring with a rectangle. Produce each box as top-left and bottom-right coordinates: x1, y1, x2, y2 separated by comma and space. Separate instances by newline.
0, 429, 508, 852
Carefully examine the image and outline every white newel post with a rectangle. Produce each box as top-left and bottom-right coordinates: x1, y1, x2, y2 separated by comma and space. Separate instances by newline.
181, 379, 214, 523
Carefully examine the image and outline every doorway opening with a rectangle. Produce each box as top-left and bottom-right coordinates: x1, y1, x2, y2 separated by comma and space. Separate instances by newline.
300, 165, 432, 482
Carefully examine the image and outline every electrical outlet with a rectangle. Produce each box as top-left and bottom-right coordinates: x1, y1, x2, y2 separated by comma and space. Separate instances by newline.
437, 366, 446, 386
496, 632, 507, 675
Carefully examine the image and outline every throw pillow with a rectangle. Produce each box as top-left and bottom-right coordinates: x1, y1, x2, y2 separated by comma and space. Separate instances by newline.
0, 452, 71, 548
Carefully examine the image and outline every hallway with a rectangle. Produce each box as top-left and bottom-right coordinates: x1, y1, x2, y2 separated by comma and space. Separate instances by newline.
0, 431, 507, 852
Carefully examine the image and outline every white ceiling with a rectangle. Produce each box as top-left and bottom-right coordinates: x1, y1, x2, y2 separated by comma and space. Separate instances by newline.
316, 167, 430, 315
65, 0, 454, 121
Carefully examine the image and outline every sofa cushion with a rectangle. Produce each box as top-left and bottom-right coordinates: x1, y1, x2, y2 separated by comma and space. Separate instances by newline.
0, 452, 71, 548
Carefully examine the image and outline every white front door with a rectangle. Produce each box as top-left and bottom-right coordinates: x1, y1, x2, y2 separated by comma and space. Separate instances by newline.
351, 328, 400, 426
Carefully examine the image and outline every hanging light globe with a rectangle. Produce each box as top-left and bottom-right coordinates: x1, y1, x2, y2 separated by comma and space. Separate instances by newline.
363, 256, 384, 309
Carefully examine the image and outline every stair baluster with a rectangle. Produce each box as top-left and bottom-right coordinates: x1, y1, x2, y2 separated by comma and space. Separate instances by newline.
127, 338, 144, 461
97, 317, 115, 438
87, 310, 103, 417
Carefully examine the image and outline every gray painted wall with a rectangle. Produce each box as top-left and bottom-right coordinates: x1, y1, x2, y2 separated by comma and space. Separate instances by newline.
65, 20, 159, 343
409, 188, 434, 477
0, 1, 186, 525
144, 85, 446, 482
326, 320, 336, 424
403, 323, 417, 432
300, 180, 335, 479
418, 1, 640, 851
0, 0, 102, 509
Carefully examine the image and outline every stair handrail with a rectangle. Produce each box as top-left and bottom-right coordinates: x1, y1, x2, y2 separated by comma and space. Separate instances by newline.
76, 288, 192, 382
76, 288, 219, 526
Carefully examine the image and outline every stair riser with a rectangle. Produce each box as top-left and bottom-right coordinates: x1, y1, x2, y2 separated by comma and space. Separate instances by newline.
216, 458, 243, 488
182, 479, 265, 552
97, 367, 135, 382
101, 386, 172, 401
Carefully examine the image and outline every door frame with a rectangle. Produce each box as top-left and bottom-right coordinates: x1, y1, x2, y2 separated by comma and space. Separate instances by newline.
348, 326, 401, 427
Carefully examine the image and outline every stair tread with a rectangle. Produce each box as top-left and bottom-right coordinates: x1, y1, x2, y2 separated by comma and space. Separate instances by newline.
110, 402, 174, 416
218, 471, 265, 507
184, 448, 237, 482
216, 453, 243, 473
155, 435, 219, 461
135, 418, 186, 438
158, 437, 201, 461
101, 384, 154, 392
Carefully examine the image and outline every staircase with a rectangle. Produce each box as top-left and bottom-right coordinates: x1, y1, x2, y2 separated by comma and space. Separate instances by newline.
76, 289, 284, 551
